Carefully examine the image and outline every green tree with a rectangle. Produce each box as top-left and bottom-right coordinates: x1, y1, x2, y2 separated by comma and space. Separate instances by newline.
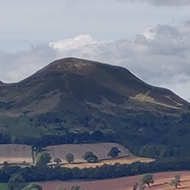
54, 157, 62, 165
141, 173, 154, 187
21, 183, 42, 190
107, 147, 121, 158
170, 174, 181, 188
65, 153, 74, 163
8, 173, 26, 190
83, 151, 98, 163
36, 152, 52, 167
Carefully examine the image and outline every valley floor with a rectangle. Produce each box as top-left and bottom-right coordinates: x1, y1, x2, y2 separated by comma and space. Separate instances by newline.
40, 171, 190, 190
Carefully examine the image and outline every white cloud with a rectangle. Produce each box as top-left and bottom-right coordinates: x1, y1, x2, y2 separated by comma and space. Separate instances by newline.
0, 46, 56, 82
122, 0, 190, 6
1, 22, 190, 101
148, 0, 190, 6
49, 34, 107, 61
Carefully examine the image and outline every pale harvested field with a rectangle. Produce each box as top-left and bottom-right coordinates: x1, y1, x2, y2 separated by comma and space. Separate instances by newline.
0, 144, 33, 164
62, 156, 154, 168
46, 143, 133, 164
40, 171, 190, 190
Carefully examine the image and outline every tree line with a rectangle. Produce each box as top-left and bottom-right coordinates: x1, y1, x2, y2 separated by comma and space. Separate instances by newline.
0, 156, 190, 183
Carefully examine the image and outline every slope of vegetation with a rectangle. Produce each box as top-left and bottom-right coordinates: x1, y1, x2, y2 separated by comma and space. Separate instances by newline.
0, 57, 190, 158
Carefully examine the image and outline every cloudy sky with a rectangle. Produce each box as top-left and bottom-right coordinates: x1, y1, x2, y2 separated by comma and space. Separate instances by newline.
1, 0, 190, 101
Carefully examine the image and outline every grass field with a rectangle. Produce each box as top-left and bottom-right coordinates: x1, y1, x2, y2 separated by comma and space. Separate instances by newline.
40, 171, 190, 190
0, 183, 9, 190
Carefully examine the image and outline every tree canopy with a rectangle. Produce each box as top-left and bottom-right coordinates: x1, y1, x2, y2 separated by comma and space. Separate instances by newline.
170, 174, 181, 188
107, 147, 121, 158
36, 152, 52, 167
83, 151, 98, 163
65, 153, 74, 164
8, 173, 26, 190
141, 173, 154, 186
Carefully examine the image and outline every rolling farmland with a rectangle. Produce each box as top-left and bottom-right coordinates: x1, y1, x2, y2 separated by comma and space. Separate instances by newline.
40, 171, 190, 190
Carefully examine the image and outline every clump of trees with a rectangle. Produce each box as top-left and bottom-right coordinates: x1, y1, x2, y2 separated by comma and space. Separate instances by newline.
8, 173, 26, 190
141, 173, 154, 187
35, 152, 52, 167
83, 151, 98, 163
132, 174, 154, 190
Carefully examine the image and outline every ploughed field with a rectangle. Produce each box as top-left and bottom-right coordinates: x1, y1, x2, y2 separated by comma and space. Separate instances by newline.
40, 171, 190, 190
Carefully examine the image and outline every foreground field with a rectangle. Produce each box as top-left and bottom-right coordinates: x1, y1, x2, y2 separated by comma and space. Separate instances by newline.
40, 171, 190, 190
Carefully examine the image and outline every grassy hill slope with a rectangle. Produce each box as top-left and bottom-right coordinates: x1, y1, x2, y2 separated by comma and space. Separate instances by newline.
0, 58, 190, 157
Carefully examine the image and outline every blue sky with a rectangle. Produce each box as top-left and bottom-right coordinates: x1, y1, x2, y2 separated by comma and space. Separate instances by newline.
1, 0, 190, 101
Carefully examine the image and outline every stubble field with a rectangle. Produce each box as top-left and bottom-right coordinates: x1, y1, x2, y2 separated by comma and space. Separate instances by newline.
40, 171, 190, 190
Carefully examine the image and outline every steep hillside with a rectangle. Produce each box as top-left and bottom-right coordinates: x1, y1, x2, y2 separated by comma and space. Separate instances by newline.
0, 57, 190, 156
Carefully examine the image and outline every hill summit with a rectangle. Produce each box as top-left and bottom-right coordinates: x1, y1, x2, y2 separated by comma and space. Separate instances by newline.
0, 57, 190, 156
1, 57, 188, 116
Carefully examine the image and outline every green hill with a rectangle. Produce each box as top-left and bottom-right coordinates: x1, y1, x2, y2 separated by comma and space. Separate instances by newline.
0, 57, 190, 157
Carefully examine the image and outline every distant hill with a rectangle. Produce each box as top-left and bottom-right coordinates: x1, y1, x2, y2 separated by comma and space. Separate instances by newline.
0, 57, 190, 157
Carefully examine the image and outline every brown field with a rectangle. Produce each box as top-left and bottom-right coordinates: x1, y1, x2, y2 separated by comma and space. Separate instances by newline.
46, 143, 134, 164
40, 171, 190, 190
0, 143, 153, 168
0, 144, 33, 165
61, 156, 154, 168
